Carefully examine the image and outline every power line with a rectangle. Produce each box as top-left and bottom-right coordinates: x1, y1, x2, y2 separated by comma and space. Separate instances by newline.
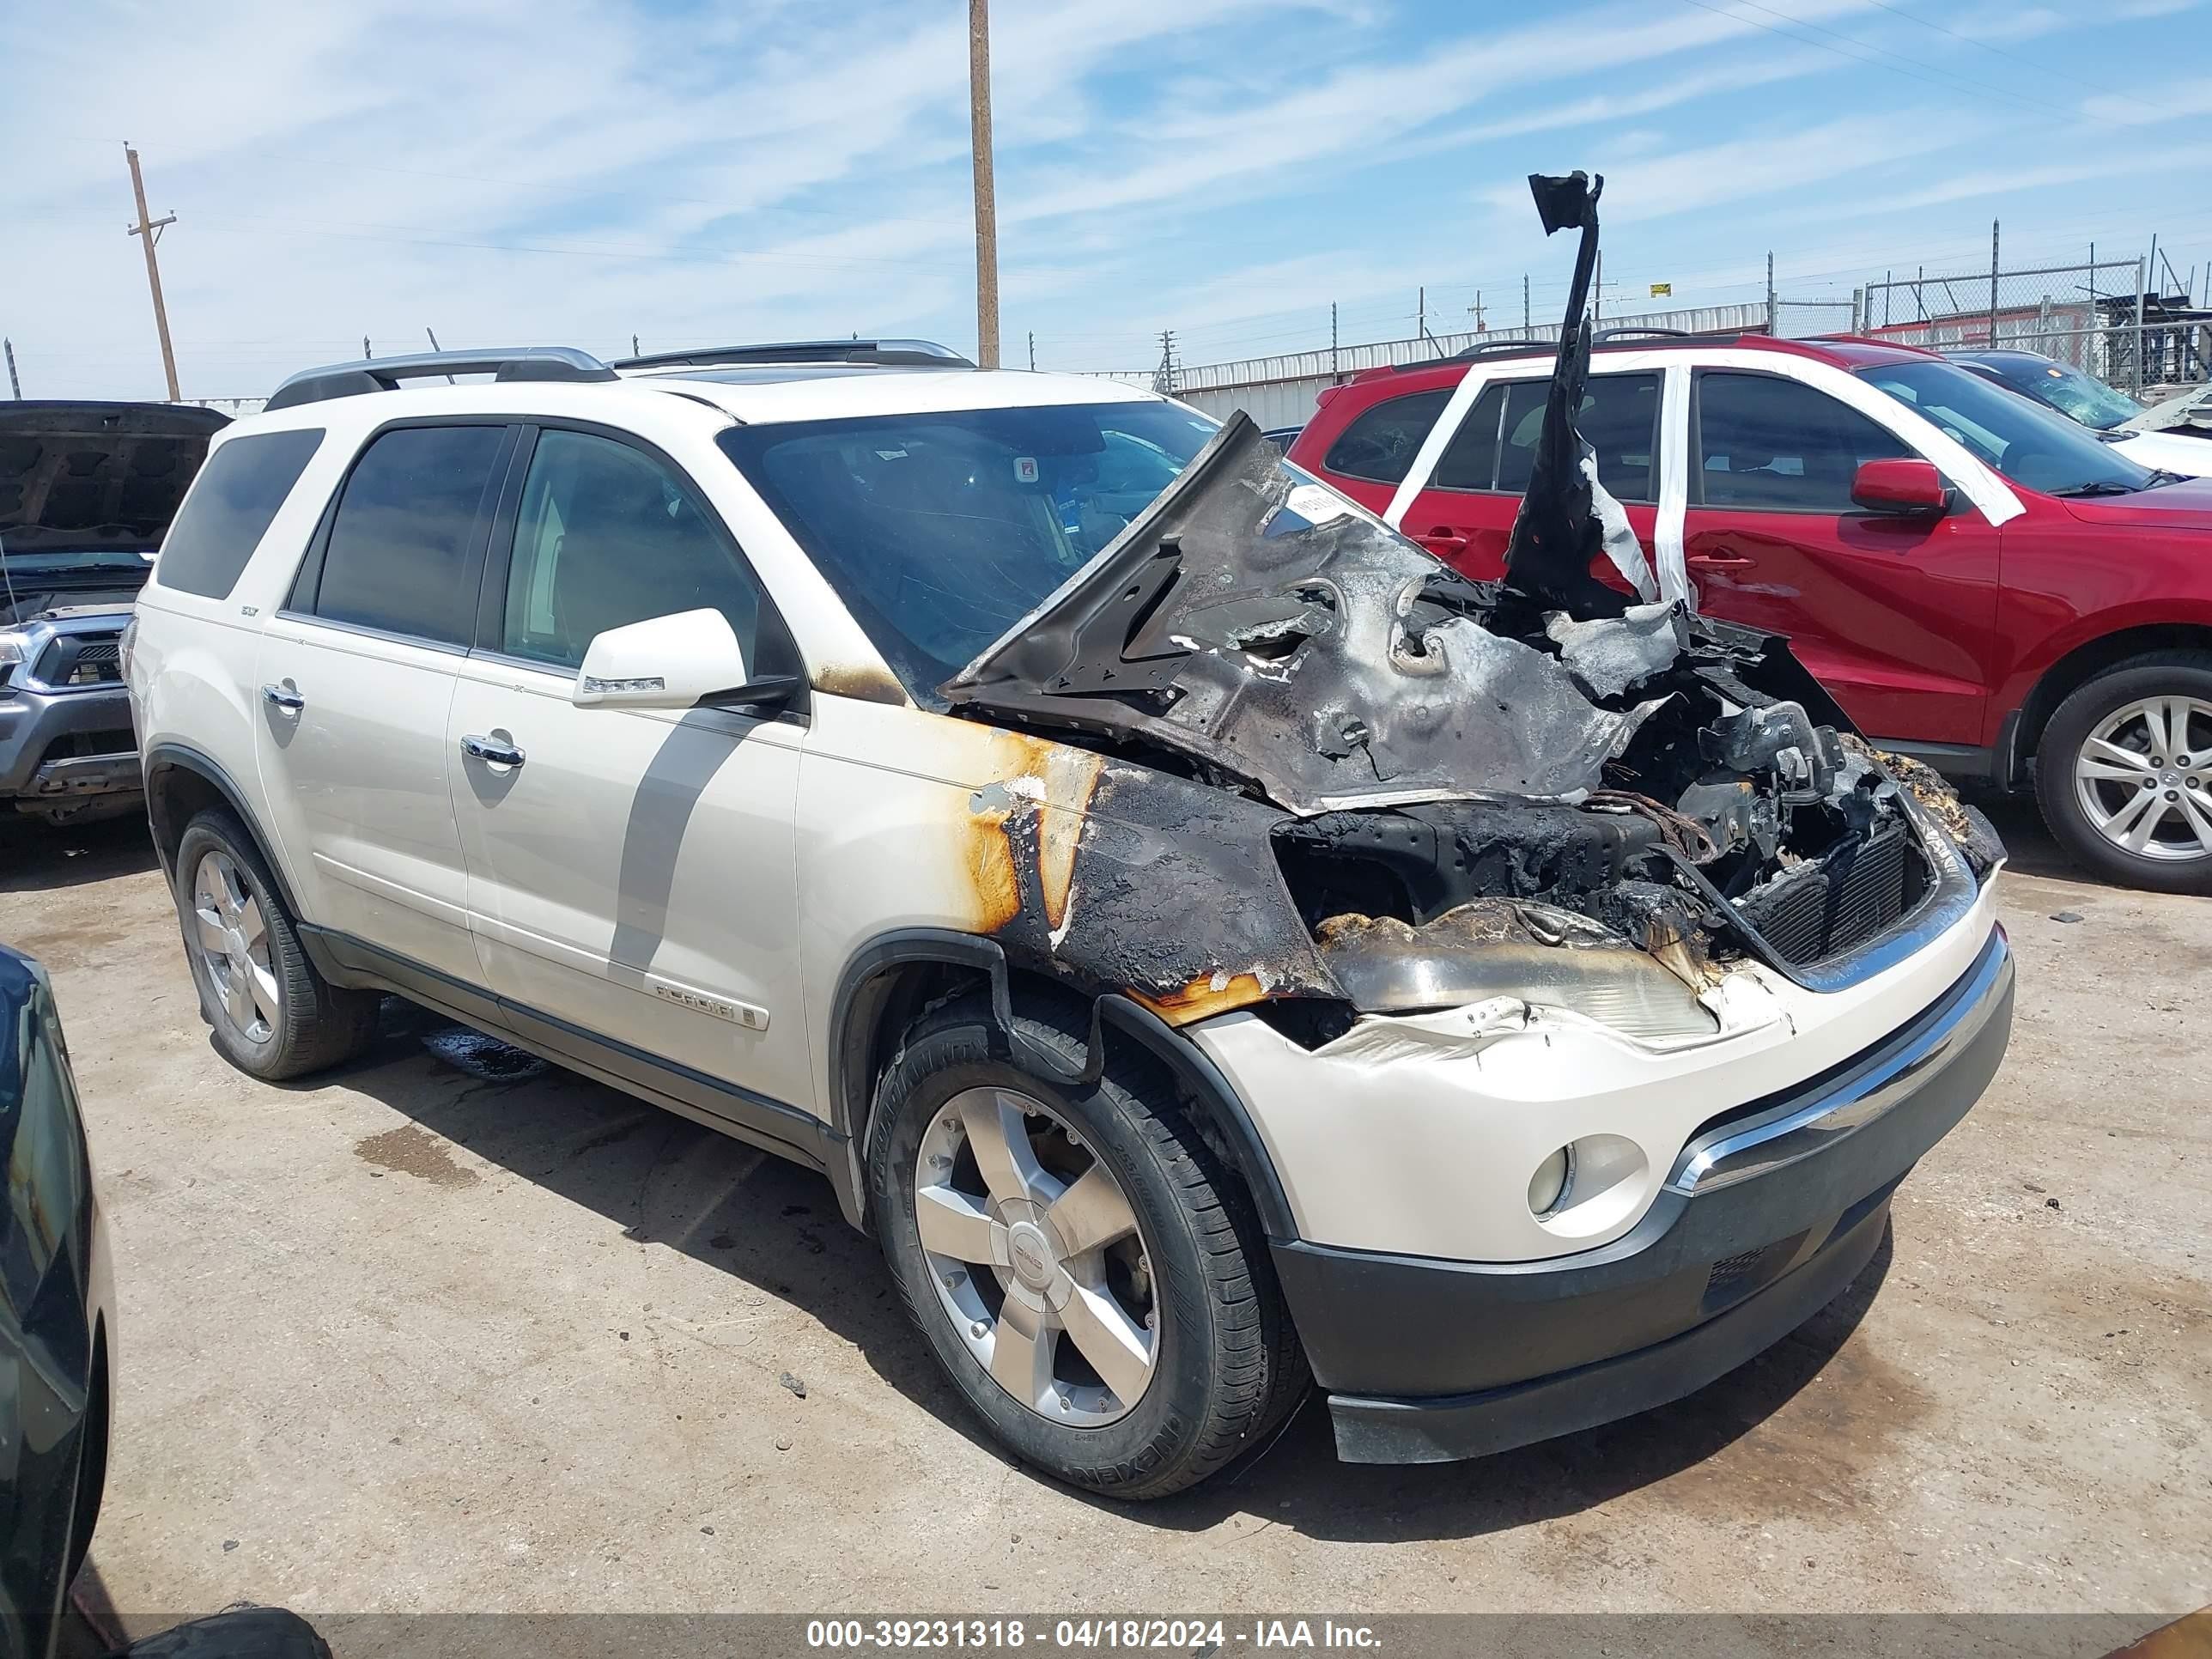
1667, 0, 2133, 130
1853, 0, 2178, 117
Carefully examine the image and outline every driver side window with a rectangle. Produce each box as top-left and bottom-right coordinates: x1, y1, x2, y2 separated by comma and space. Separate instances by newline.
501, 428, 763, 672
1694, 371, 1910, 511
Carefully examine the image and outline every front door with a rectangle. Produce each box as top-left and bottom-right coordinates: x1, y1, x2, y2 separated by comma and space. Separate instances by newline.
1680, 368, 2001, 745
447, 424, 814, 1121
254, 420, 515, 983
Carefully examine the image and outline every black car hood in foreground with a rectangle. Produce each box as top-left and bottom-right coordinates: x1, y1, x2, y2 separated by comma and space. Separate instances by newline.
1, 945, 104, 1656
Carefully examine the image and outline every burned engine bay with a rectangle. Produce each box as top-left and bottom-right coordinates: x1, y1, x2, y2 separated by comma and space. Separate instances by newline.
941, 172, 1999, 1036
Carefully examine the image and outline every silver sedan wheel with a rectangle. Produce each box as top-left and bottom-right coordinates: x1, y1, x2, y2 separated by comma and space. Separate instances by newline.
915, 1086, 1158, 1425
191, 850, 281, 1042
2072, 695, 2212, 863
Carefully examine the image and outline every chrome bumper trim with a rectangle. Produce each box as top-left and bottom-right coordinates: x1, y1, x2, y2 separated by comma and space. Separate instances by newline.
1667, 929, 2012, 1196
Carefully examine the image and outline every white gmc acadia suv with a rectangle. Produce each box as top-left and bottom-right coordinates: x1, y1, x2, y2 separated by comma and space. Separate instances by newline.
128, 337, 2014, 1498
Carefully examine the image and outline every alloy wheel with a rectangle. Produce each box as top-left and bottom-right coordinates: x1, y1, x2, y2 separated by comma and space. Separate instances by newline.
914, 1086, 1158, 1425
2072, 696, 2212, 863
191, 849, 281, 1042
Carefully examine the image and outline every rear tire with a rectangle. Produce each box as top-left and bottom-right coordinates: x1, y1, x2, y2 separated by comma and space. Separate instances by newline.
2036, 653, 2212, 895
869, 994, 1305, 1499
171, 809, 380, 1079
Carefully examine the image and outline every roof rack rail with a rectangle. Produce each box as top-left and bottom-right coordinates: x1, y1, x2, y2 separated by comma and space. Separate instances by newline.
265, 347, 616, 411
1589, 325, 1695, 343
1449, 336, 1560, 361
611, 338, 975, 371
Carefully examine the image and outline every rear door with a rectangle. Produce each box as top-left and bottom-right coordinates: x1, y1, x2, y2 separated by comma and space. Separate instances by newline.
1378, 372, 1665, 581
447, 423, 814, 1122
255, 420, 514, 983
1681, 369, 2000, 745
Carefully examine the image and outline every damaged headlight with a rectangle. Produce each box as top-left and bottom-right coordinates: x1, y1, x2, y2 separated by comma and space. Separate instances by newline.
1315, 899, 1718, 1042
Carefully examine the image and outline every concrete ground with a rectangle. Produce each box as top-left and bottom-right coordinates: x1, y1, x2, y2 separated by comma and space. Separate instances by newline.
2, 801, 2205, 1625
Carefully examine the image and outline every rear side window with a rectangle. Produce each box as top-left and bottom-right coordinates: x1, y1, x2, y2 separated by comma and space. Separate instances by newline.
1495, 373, 1662, 501
154, 428, 324, 599
1322, 389, 1449, 484
311, 425, 507, 645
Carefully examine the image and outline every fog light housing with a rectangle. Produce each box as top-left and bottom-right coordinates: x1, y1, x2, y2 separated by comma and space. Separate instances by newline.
1528, 1145, 1574, 1215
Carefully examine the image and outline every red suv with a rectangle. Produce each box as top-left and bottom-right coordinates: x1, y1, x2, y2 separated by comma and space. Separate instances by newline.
1287, 332, 2212, 893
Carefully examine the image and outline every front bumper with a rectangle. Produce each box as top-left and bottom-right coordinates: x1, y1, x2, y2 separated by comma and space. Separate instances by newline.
0, 684, 141, 802
1272, 929, 2014, 1464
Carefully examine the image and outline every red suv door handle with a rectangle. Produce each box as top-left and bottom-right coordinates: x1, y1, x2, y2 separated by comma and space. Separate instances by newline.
1686, 549, 1753, 568
1416, 529, 1468, 556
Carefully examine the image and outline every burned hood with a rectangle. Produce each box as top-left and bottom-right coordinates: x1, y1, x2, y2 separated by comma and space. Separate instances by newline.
944, 412, 1692, 813
0, 401, 228, 559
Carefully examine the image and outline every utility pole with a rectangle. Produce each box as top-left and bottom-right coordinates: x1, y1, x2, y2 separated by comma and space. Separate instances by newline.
1330, 302, 1339, 382
967, 0, 1000, 368
1593, 251, 1603, 324
1027, 330, 1035, 372
1468, 291, 1486, 334
1154, 330, 1176, 397
1765, 251, 1776, 337
362, 336, 372, 360
1989, 219, 2001, 349
632, 333, 640, 356
1523, 274, 1530, 331
124, 144, 181, 401
1417, 286, 1425, 341
4, 339, 19, 399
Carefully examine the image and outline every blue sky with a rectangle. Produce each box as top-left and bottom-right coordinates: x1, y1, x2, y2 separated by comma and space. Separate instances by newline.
3, 0, 2208, 400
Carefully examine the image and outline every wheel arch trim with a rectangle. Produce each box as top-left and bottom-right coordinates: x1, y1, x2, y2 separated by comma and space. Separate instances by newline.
826, 927, 1296, 1240
143, 741, 307, 921
2003, 617, 2212, 781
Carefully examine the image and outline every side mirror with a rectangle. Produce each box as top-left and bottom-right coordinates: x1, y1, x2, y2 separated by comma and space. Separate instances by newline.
1852, 457, 1952, 517
572, 608, 798, 711
2184, 405, 2212, 432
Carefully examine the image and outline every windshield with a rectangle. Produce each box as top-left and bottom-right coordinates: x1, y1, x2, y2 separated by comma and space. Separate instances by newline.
1859, 360, 2155, 496
720, 399, 1219, 696
1985, 356, 2142, 430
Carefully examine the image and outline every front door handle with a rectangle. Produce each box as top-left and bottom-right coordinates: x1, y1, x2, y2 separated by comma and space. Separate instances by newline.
1416, 529, 1469, 556
459, 733, 526, 768
1685, 549, 1754, 568
261, 683, 305, 711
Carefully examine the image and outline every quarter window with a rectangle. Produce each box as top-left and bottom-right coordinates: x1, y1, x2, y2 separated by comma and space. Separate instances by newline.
1322, 389, 1449, 484
1695, 372, 1910, 510
1431, 384, 1508, 490
313, 424, 507, 644
500, 428, 764, 672
155, 428, 324, 599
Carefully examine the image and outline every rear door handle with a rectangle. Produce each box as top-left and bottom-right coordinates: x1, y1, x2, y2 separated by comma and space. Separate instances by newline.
261, 683, 305, 711
1416, 529, 1469, 556
459, 733, 526, 768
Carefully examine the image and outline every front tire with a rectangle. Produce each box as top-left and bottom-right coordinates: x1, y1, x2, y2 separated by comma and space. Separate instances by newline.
2037, 653, 2212, 895
868, 994, 1304, 1499
171, 809, 380, 1079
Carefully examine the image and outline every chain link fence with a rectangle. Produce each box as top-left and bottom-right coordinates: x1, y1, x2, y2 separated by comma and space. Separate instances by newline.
1857, 258, 2211, 397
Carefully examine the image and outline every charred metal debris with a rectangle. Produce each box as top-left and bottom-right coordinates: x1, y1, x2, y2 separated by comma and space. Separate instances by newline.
939, 171, 2000, 1035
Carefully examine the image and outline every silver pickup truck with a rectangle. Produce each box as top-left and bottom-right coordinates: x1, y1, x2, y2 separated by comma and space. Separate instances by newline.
1, 402, 226, 823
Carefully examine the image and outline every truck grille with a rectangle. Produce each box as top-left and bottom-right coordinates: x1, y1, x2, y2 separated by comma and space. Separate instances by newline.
1734, 822, 1925, 967
31, 634, 124, 688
